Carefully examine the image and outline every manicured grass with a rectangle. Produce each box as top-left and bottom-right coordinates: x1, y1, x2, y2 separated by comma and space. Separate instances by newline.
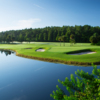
0, 42, 100, 65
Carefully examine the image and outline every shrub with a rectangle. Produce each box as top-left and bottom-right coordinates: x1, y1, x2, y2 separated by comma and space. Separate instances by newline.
89, 33, 100, 45
50, 64, 100, 100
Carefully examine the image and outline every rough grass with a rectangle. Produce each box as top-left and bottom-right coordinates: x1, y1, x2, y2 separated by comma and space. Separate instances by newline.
0, 42, 100, 65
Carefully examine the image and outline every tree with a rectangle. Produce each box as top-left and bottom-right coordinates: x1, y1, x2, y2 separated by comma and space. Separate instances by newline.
43, 33, 48, 41
70, 34, 75, 46
56, 31, 61, 42
26, 38, 30, 43
61, 35, 67, 46
89, 33, 100, 44
6, 35, 11, 43
58, 36, 62, 46
11, 35, 15, 43
39, 33, 43, 41
50, 64, 100, 100
19, 34, 24, 43
35, 34, 39, 41
53, 30, 58, 42
75, 25, 82, 42
48, 30, 53, 42
0, 35, 3, 43
3, 33, 8, 43
89, 36, 97, 44
66, 26, 71, 42
0, 25, 100, 43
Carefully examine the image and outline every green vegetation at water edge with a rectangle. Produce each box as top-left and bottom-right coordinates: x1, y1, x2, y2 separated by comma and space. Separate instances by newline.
50, 64, 100, 100
0, 42, 100, 65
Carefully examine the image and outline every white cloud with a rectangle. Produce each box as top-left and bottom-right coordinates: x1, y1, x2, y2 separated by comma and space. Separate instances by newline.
17, 18, 41, 28
33, 4, 44, 9
0, 18, 41, 32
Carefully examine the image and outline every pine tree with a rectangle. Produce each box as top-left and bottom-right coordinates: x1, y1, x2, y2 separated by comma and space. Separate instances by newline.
50, 64, 100, 100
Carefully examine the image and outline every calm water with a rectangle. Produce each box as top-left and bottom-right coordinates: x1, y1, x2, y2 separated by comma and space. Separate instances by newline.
0, 50, 100, 100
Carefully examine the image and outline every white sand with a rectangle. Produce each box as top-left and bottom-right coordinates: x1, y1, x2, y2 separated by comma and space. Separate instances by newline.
68, 51, 96, 55
36, 49, 45, 52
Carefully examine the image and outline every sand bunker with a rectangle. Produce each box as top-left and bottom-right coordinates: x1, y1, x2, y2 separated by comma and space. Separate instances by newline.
68, 51, 96, 55
25, 48, 32, 49
36, 49, 45, 52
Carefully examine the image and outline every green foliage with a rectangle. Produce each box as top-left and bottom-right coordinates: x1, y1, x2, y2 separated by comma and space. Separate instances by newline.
19, 34, 24, 43
57, 35, 67, 46
50, 64, 100, 100
26, 38, 30, 43
70, 34, 75, 46
70, 34, 75, 40
96, 41, 100, 45
58, 36, 62, 46
0, 25, 100, 43
61, 35, 67, 46
89, 33, 100, 45
50, 85, 65, 100
89, 36, 97, 43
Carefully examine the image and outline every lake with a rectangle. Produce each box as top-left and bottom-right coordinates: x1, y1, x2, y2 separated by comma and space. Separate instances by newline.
0, 50, 100, 100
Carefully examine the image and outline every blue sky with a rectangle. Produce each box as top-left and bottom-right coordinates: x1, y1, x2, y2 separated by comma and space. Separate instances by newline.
0, 0, 100, 32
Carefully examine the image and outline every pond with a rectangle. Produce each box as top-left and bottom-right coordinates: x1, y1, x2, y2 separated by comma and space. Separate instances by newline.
0, 50, 100, 100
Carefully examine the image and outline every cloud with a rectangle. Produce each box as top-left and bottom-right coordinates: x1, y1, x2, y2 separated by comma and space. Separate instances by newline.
0, 18, 41, 32
17, 18, 41, 28
33, 4, 44, 9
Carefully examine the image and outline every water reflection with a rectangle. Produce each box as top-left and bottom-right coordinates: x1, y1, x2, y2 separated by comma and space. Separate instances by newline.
0, 49, 100, 100
0, 50, 14, 56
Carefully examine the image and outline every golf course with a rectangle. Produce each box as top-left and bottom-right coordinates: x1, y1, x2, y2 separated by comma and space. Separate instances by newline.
0, 42, 100, 65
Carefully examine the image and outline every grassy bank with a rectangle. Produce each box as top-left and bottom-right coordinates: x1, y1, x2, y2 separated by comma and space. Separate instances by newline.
0, 42, 100, 65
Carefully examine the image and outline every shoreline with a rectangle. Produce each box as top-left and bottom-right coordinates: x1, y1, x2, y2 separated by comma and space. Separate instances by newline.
0, 49, 100, 66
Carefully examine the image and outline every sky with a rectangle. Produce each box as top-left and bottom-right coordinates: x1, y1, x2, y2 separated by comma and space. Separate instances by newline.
0, 0, 100, 32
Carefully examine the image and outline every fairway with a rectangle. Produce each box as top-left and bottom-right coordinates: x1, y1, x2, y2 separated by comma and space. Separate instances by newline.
0, 42, 100, 65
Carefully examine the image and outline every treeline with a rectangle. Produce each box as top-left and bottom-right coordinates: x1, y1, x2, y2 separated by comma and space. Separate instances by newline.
0, 25, 100, 43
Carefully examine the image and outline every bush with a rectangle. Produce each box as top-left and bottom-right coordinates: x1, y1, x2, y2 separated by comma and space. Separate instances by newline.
50, 64, 100, 100
89, 36, 97, 43
89, 33, 100, 45
91, 41, 100, 46
96, 41, 100, 45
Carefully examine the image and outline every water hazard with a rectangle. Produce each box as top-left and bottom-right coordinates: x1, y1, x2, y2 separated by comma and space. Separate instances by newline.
0, 50, 100, 100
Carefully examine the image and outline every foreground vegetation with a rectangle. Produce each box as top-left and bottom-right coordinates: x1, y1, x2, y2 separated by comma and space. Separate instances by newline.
0, 42, 100, 65
50, 64, 100, 100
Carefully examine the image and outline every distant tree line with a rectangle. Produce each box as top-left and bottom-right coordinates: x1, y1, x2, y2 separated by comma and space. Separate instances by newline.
0, 25, 100, 43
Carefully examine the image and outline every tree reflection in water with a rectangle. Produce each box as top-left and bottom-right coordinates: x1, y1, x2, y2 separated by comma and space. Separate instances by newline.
0, 50, 14, 56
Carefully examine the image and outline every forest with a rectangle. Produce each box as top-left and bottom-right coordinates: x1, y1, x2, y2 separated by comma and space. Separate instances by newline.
0, 25, 100, 43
